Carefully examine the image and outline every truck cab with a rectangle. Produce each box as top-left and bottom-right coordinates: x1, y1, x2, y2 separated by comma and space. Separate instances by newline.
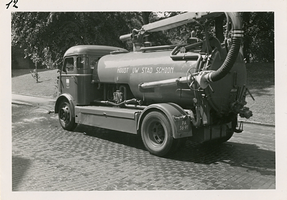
59, 45, 128, 106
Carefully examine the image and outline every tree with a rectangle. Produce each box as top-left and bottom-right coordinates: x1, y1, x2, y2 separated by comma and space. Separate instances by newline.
242, 12, 274, 63
142, 12, 152, 25
12, 12, 274, 67
163, 12, 274, 63
12, 12, 143, 67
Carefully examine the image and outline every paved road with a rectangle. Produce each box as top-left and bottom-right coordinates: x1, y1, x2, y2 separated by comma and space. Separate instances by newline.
12, 104, 275, 191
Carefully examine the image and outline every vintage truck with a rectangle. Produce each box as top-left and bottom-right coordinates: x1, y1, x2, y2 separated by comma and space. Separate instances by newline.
55, 12, 252, 156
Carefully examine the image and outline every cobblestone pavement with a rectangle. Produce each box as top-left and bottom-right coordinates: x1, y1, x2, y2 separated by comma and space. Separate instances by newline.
11, 104, 275, 191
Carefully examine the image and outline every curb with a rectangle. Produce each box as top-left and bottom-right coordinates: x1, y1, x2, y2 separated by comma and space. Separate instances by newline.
12, 94, 55, 108
12, 99, 55, 107
12, 100, 33, 106
239, 120, 275, 127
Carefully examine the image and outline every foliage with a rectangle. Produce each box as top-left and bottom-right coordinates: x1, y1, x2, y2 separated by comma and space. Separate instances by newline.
12, 12, 144, 67
164, 12, 274, 63
242, 12, 274, 63
12, 12, 274, 67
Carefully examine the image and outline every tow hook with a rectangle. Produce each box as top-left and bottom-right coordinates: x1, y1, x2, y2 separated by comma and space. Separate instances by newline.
234, 121, 243, 133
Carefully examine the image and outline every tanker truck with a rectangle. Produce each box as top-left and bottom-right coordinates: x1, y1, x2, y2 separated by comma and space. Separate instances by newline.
54, 12, 253, 156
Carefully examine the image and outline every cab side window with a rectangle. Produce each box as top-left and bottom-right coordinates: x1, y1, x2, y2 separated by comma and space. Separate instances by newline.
77, 57, 84, 69
63, 57, 74, 72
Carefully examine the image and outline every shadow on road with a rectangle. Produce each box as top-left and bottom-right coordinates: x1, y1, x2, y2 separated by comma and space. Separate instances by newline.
168, 141, 275, 176
75, 125, 275, 176
75, 125, 146, 150
12, 156, 31, 191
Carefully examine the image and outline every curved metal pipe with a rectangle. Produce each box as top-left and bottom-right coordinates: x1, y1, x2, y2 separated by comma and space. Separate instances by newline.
208, 12, 243, 82
209, 36, 241, 81
194, 12, 243, 88
94, 98, 139, 107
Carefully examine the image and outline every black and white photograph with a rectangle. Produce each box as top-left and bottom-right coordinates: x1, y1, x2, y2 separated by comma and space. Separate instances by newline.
1, 0, 287, 199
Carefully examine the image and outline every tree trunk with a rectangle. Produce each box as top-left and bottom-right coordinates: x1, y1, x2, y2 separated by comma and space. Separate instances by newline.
142, 12, 151, 25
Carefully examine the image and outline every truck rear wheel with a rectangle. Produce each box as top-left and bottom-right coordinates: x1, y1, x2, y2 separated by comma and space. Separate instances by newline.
218, 118, 236, 143
58, 100, 77, 131
218, 131, 234, 143
141, 111, 174, 156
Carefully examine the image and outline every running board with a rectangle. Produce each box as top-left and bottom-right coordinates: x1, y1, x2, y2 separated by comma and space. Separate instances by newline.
75, 106, 141, 134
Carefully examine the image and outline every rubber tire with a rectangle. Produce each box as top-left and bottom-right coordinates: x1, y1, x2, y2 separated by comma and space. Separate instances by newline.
58, 100, 77, 131
218, 131, 234, 143
141, 111, 174, 156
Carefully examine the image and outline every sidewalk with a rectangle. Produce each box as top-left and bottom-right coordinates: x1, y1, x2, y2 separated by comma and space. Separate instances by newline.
12, 94, 55, 111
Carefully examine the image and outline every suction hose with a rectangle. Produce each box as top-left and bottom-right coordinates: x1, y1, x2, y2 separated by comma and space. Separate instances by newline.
194, 12, 244, 88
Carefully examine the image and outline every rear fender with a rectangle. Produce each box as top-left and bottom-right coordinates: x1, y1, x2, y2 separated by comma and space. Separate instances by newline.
137, 103, 193, 139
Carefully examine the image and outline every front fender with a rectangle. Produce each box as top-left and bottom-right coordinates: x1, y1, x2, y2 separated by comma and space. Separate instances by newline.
54, 93, 75, 117
138, 103, 193, 139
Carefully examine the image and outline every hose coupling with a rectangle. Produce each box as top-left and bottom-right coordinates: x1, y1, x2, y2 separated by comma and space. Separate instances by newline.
231, 30, 244, 38
193, 70, 213, 89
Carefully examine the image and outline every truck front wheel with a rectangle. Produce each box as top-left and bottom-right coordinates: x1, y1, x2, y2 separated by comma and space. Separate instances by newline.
58, 100, 77, 131
141, 111, 174, 156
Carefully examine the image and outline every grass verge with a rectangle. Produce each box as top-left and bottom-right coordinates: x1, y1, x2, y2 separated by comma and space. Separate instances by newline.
243, 62, 274, 125
12, 69, 59, 98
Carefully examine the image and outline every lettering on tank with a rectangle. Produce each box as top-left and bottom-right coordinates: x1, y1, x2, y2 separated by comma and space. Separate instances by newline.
141, 67, 153, 73
155, 67, 174, 74
132, 67, 140, 73
117, 67, 129, 73
127, 67, 175, 74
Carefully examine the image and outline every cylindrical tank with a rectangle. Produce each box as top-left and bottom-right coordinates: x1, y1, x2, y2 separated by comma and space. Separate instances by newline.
95, 48, 246, 111
96, 50, 198, 105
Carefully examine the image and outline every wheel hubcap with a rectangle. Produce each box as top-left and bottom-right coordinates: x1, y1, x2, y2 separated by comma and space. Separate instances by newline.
59, 105, 70, 124
150, 122, 165, 144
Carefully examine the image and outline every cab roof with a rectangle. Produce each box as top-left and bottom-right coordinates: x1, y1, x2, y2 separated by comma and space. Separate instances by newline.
64, 45, 128, 57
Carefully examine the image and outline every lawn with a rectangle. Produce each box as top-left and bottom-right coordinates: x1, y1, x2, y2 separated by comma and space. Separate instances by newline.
12, 69, 59, 98
12, 62, 275, 125
243, 63, 274, 125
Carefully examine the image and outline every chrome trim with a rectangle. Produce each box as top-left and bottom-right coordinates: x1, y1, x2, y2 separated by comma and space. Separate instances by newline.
61, 74, 92, 77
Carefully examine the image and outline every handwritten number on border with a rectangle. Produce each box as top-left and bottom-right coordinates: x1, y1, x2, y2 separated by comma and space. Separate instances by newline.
6, 0, 18, 9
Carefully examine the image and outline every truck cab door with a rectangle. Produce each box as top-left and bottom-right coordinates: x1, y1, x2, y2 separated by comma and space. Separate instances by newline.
60, 57, 78, 103
60, 55, 97, 105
